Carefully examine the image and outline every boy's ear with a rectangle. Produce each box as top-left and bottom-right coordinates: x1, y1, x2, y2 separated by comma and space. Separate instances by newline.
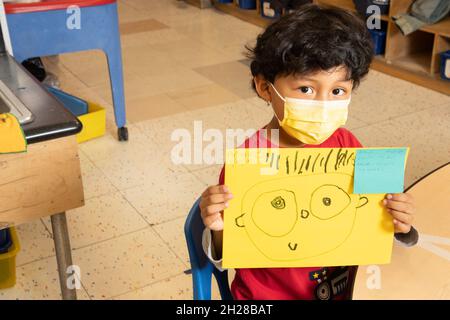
253, 75, 271, 103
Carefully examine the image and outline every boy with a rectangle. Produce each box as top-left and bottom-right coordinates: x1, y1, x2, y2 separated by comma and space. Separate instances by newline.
200, 4, 418, 300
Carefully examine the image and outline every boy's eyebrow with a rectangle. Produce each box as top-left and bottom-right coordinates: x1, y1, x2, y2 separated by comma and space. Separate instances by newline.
335, 78, 353, 84
294, 76, 352, 84
296, 76, 319, 82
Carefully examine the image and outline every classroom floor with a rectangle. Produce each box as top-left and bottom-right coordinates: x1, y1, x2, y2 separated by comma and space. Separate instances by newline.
1, 0, 449, 300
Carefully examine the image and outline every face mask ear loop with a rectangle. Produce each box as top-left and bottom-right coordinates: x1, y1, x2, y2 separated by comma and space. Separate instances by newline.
268, 82, 285, 124
268, 82, 286, 103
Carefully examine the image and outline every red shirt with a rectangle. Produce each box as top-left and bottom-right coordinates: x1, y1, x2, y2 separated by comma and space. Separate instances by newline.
218, 128, 363, 300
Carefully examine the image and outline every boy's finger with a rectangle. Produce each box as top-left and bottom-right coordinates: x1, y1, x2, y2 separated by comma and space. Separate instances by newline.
203, 212, 220, 223
199, 193, 232, 212
203, 203, 228, 216
201, 186, 218, 197
386, 193, 413, 203
388, 209, 413, 225
205, 193, 233, 205
202, 185, 229, 197
393, 219, 411, 233
383, 199, 414, 214
204, 213, 224, 230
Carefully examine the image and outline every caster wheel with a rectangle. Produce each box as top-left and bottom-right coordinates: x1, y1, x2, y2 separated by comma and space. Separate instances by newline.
118, 127, 129, 141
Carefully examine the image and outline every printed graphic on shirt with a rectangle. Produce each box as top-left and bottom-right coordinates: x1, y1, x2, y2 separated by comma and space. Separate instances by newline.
309, 267, 351, 300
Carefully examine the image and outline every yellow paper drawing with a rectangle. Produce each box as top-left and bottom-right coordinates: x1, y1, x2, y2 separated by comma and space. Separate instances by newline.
223, 148, 408, 269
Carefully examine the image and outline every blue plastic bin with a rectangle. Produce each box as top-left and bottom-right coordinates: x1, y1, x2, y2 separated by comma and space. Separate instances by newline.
0, 229, 12, 254
238, 0, 256, 9
355, 0, 390, 16
260, 0, 281, 19
46, 86, 89, 116
369, 28, 387, 55
217, 0, 233, 3
0, 229, 7, 245
440, 50, 450, 81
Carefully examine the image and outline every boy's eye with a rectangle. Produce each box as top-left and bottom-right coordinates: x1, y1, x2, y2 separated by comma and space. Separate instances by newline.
332, 88, 346, 96
299, 86, 313, 94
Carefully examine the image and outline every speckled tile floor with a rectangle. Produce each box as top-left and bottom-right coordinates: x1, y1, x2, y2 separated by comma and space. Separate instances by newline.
1, 0, 449, 300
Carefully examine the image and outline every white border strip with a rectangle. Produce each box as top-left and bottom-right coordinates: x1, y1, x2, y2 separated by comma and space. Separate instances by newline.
0, 0, 13, 55
418, 241, 450, 262
420, 234, 450, 246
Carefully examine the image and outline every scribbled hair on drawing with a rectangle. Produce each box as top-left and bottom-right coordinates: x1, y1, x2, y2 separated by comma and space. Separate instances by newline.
246, 4, 374, 90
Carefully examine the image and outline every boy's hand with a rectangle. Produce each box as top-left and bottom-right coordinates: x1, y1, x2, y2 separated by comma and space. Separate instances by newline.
383, 193, 415, 234
200, 185, 233, 231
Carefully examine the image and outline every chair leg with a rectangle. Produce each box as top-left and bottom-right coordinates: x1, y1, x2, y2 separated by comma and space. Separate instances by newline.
103, 41, 128, 141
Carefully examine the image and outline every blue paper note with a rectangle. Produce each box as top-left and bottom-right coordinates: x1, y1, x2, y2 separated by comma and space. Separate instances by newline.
354, 148, 408, 194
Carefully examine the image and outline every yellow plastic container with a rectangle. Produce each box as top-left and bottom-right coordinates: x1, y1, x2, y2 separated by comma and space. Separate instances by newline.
76, 102, 106, 143
0, 227, 20, 289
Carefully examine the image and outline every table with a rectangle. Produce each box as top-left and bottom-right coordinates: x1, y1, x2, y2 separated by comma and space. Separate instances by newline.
0, 53, 84, 300
353, 163, 450, 299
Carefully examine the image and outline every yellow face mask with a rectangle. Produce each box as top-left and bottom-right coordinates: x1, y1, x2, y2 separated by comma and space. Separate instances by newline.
270, 83, 350, 145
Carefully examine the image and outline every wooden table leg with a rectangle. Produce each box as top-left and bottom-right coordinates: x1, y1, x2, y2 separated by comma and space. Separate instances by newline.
51, 212, 77, 300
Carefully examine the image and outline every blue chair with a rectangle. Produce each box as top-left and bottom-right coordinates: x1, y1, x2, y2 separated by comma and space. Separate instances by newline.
184, 197, 233, 300
4, 0, 128, 141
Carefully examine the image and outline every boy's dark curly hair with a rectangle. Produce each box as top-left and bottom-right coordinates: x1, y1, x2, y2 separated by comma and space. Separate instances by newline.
247, 4, 374, 90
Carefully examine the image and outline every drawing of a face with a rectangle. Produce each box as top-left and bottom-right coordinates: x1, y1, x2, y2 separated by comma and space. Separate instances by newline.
235, 173, 368, 261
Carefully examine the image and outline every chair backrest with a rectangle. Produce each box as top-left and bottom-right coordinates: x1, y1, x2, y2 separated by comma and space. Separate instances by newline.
184, 197, 233, 300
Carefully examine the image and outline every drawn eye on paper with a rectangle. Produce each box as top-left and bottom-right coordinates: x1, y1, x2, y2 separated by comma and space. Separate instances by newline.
235, 173, 369, 262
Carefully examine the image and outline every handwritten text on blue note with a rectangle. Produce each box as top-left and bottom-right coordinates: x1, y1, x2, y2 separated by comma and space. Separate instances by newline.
354, 148, 408, 194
